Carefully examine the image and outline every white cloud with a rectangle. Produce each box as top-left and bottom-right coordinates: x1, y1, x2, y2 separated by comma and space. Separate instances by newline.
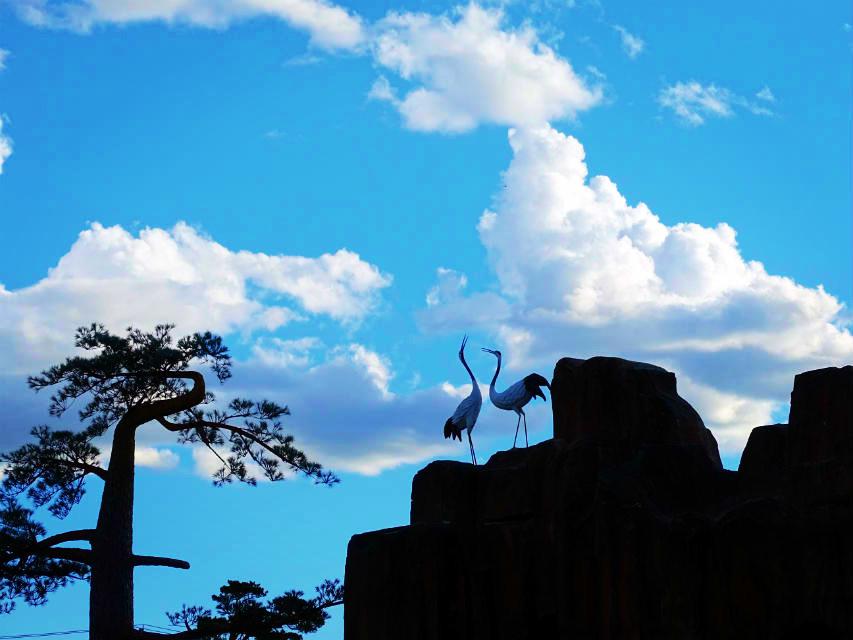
133, 446, 180, 469
0, 117, 11, 175
191, 446, 226, 479
369, 3, 602, 132
252, 336, 322, 368
1, 53, 14, 176
426, 267, 467, 307
658, 81, 775, 126
585, 65, 606, 81
441, 379, 489, 402
613, 25, 644, 59
419, 267, 511, 331
14, 0, 365, 50
0, 222, 391, 373
367, 75, 397, 103
97, 444, 180, 469
421, 125, 853, 452
282, 52, 323, 66
755, 86, 775, 102
347, 344, 394, 398
658, 82, 733, 125
675, 374, 775, 453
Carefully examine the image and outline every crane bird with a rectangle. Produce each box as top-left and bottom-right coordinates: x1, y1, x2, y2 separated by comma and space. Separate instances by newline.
481, 348, 551, 448
443, 335, 483, 465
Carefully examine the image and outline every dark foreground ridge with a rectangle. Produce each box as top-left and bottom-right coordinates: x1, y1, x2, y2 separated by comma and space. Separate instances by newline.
344, 356, 853, 639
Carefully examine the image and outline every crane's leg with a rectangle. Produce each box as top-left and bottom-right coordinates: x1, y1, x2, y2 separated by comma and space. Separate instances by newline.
522, 410, 528, 447
468, 431, 477, 466
513, 411, 521, 448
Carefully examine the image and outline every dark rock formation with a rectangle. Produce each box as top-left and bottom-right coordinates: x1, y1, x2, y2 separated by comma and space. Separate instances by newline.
345, 357, 853, 640
737, 423, 789, 494
552, 356, 722, 469
740, 365, 853, 506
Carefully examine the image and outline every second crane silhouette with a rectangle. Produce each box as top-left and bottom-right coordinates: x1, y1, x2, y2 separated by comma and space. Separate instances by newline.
443, 335, 482, 465
482, 347, 551, 448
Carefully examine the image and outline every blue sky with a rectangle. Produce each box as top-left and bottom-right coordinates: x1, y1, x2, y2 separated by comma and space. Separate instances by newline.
0, 0, 851, 636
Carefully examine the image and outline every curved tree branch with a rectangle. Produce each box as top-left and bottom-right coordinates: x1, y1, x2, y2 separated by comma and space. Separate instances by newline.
1, 530, 96, 565
31, 528, 95, 549
52, 458, 108, 481
156, 416, 319, 479
127, 372, 206, 426
132, 554, 190, 570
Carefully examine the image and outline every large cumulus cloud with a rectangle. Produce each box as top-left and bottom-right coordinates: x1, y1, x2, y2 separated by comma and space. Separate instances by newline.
0, 222, 393, 457
0, 222, 391, 373
421, 125, 853, 452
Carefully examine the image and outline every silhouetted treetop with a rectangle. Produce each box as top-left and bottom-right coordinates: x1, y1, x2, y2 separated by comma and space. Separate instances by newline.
1, 324, 340, 638
162, 579, 344, 640
28, 323, 232, 436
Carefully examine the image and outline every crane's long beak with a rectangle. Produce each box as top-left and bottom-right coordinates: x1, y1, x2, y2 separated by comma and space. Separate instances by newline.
481, 348, 497, 355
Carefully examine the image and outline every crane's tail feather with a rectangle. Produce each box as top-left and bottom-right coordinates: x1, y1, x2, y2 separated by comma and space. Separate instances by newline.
444, 417, 462, 441
523, 373, 551, 401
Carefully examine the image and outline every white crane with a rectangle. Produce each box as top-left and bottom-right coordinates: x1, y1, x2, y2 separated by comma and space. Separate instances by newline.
443, 335, 483, 465
481, 347, 551, 448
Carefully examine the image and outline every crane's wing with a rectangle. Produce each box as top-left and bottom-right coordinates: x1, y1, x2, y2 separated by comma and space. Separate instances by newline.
495, 379, 529, 408
452, 393, 482, 424
523, 373, 551, 401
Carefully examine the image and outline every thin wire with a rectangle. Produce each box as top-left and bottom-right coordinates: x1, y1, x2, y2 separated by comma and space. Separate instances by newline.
0, 621, 182, 639
0, 632, 88, 639
136, 623, 179, 632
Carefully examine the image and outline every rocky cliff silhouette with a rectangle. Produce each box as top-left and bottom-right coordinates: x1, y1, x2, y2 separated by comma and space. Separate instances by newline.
344, 356, 853, 639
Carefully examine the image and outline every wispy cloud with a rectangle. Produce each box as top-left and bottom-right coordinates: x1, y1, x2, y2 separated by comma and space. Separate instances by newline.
0, 116, 12, 174
283, 52, 324, 66
755, 86, 775, 102
613, 25, 644, 59
367, 76, 397, 103
0, 51, 12, 174
658, 81, 775, 126
12, 0, 365, 50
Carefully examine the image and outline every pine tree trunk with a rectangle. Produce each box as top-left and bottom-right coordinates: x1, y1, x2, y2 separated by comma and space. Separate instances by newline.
89, 419, 136, 640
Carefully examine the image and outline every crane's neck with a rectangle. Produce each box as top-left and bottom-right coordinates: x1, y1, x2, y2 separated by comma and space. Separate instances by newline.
489, 354, 501, 400
460, 352, 480, 398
